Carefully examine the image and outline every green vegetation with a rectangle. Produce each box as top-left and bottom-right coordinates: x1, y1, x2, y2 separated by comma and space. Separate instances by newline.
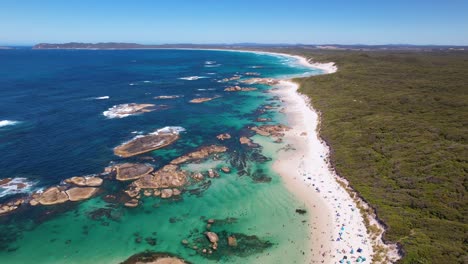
275, 49, 467, 263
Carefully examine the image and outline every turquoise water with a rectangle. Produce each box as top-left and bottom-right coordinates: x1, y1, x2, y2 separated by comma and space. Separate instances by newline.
0, 49, 322, 263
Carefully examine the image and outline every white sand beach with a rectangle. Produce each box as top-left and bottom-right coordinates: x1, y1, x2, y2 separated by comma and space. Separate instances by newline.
266, 56, 399, 263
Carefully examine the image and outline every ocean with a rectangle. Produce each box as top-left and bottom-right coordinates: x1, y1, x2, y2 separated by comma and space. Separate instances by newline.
0, 49, 322, 263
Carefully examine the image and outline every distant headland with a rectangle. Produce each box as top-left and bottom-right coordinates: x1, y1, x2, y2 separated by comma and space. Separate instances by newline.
31, 42, 467, 51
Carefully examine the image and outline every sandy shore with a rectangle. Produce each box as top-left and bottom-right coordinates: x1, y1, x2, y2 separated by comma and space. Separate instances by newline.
264, 56, 400, 263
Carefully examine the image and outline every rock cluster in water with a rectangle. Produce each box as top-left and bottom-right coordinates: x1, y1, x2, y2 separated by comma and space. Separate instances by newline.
112, 163, 154, 181
224, 86, 257, 92
120, 251, 190, 264
241, 78, 280, 86
189, 96, 220, 104
170, 145, 228, 165
216, 133, 231, 141
251, 124, 290, 137
114, 130, 180, 157
31, 186, 99, 205
218, 76, 241, 83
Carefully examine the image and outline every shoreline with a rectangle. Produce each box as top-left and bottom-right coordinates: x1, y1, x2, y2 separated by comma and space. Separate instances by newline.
260, 55, 400, 262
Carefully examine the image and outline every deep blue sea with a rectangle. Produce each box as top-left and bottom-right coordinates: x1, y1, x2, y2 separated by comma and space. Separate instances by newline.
0, 49, 321, 263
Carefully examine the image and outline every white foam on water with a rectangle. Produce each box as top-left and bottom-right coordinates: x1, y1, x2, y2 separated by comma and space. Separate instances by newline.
204, 64, 221, 68
179, 76, 208, 81
93, 96, 110, 100
0, 120, 19, 128
103, 104, 151, 119
205, 61, 216, 65
154, 95, 183, 99
151, 126, 186, 135
0, 177, 36, 198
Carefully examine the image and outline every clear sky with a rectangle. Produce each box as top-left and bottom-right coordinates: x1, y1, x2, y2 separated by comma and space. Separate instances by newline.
1, 0, 467, 45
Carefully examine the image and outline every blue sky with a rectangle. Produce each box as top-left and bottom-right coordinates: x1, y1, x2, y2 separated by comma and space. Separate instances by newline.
1, 0, 467, 45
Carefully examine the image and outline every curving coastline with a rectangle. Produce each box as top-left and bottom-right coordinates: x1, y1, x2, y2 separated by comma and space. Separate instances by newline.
256, 52, 401, 263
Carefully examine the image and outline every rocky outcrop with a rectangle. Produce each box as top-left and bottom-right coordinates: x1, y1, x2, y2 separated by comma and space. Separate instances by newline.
205, 232, 219, 250
241, 78, 279, 86
31, 185, 99, 205
189, 96, 220, 104
170, 145, 228, 165
132, 165, 187, 189
0, 198, 25, 215
251, 124, 290, 137
66, 187, 98, 201
208, 169, 219, 178
216, 133, 231, 140
161, 188, 173, 199
228, 236, 238, 247
65, 176, 103, 187
221, 167, 231, 173
114, 163, 154, 181
224, 86, 257, 92
218, 76, 241, 83
33, 187, 69, 205
239, 137, 257, 147
114, 129, 180, 157
124, 199, 139, 208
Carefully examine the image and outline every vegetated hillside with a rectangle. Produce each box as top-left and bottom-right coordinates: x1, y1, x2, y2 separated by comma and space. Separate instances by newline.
288, 50, 467, 263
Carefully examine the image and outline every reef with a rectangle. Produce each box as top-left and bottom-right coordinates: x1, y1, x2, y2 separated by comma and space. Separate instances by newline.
112, 163, 154, 181
120, 251, 190, 264
218, 76, 241, 83
224, 86, 257, 92
31, 186, 99, 205
65, 176, 103, 187
241, 78, 280, 86
251, 124, 290, 137
132, 165, 188, 190
216, 133, 231, 140
189, 96, 220, 104
114, 129, 180, 157
170, 145, 228, 165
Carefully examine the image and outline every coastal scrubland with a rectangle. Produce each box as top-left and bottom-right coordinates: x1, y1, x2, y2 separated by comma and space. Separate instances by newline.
270, 49, 467, 263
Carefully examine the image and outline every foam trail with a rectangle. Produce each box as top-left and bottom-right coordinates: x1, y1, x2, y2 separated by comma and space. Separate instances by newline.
0, 120, 19, 128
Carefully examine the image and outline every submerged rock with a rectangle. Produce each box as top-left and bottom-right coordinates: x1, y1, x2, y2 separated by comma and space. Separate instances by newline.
241, 78, 279, 86
114, 129, 180, 158
170, 145, 228, 165
224, 86, 257, 92
114, 163, 154, 181
251, 124, 290, 137
218, 76, 241, 83
216, 133, 231, 141
189, 96, 220, 104
228, 236, 237, 247
120, 251, 190, 264
65, 176, 103, 187
124, 199, 139, 208
66, 187, 98, 201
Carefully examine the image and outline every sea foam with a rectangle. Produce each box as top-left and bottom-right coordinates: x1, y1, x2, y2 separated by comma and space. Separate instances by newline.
0, 120, 19, 128
0, 177, 36, 198
93, 96, 110, 100
179, 76, 208, 81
